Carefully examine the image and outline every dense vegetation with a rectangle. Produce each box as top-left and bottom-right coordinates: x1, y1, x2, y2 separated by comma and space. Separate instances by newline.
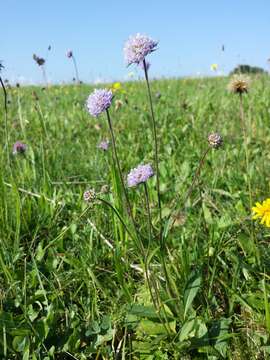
230, 64, 267, 75
1, 75, 270, 359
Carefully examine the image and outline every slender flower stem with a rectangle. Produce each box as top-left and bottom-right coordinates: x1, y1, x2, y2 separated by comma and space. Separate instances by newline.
41, 65, 48, 87
105, 109, 141, 248
182, 147, 210, 207
0, 76, 10, 166
239, 94, 259, 265
143, 183, 152, 249
239, 94, 252, 209
72, 55, 80, 84
143, 59, 162, 242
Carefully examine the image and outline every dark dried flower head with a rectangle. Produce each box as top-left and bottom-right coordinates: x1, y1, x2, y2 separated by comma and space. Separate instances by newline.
228, 74, 250, 94
127, 164, 154, 187
33, 54, 45, 66
66, 50, 73, 58
86, 89, 113, 117
208, 133, 223, 149
13, 141, 27, 155
0, 61, 3, 72
83, 189, 96, 202
124, 33, 158, 66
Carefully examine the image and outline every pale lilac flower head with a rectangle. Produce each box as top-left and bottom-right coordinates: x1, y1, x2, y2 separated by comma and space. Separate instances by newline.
86, 89, 113, 117
66, 50, 73, 58
98, 139, 110, 151
127, 164, 154, 187
124, 33, 158, 66
13, 141, 27, 155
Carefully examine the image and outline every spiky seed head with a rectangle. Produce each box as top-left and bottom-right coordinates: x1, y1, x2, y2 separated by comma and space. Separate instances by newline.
228, 74, 250, 94
83, 189, 96, 202
208, 133, 223, 149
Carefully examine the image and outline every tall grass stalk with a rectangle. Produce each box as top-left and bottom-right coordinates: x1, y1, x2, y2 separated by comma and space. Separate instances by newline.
0, 76, 10, 167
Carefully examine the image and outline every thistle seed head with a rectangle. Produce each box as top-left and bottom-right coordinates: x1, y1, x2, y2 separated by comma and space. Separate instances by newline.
228, 74, 250, 94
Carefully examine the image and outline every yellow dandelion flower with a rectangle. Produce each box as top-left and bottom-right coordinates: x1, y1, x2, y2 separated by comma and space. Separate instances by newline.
252, 198, 270, 227
211, 63, 218, 71
112, 82, 122, 92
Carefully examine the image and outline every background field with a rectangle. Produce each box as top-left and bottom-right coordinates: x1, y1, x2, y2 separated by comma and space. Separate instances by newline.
1, 75, 270, 359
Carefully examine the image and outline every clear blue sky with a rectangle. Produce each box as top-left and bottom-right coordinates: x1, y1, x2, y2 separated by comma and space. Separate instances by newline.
2, 0, 270, 84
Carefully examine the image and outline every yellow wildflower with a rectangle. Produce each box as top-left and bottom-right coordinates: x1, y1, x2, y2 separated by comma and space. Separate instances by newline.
112, 82, 122, 92
252, 199, 270, 227
211, 64, 218, 71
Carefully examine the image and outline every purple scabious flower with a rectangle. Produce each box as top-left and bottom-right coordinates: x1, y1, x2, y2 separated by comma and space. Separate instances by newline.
86, 89, 113, 117
127, 164, 154, 187
124, 33, 158, 66
13, 141, 27, 155
98, 139, 110, 151
66, 50, 73, 58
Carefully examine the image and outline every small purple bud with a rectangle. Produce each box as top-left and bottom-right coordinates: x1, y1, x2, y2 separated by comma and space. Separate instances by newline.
13, 141, 27, 155
98, 140, 110, 151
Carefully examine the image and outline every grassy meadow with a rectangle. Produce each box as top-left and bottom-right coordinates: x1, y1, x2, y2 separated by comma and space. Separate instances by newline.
1, 75, 270, 359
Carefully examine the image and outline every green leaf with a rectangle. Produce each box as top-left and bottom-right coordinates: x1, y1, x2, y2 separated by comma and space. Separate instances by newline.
183, 275, 202, 319
179, 319, 196, 341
